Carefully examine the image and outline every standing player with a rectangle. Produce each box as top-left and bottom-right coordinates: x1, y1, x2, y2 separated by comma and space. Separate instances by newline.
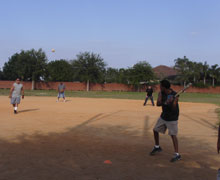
57, 82, 66, 102
217, 125, 220, 179
143, 85, 154, 106
149, 80, 181, 162
9, 78, 24, 114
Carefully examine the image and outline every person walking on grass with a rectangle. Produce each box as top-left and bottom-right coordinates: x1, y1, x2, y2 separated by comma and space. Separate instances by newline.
9, 78, 24, 114
143, 85, 154, 106
57, 82, 66, 102
150, 80, 181, 162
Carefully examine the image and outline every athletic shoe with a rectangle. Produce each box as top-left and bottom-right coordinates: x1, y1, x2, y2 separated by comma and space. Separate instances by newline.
14, 110, 17, 114
170, 154, 181, 162
149, 146, 162, 155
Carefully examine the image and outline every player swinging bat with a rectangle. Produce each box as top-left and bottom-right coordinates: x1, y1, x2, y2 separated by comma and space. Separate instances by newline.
149, 80, 191, 162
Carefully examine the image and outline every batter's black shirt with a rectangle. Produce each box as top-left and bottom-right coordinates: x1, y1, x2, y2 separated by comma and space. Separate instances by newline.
146, 88, 153, 96
160, 89, 179, 121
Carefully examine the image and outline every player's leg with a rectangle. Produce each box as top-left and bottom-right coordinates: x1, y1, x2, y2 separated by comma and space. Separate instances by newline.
154, 130, 159, 146
143, 96, 149, 106
150, 96, 155, 106
62, 92, 66, 102
14, 103, 18, 113
167, 121, 181, 162
12, 104, 16, 114
170, 135, 181, 162
14, 97, 21, 113
11, 97, 17, 114
171, 135, 178, 153
57, 93, 60, 102
150, 117, 166, 155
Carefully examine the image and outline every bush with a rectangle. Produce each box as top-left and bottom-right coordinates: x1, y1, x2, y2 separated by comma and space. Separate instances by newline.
193, 82, 210, 88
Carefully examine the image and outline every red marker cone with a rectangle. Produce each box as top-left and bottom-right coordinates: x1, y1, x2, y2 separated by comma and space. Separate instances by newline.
104, 160, 112, 164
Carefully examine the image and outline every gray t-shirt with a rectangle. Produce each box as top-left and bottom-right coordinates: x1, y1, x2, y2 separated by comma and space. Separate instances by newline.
58, 84, 65, 92
12, 83, 23, 98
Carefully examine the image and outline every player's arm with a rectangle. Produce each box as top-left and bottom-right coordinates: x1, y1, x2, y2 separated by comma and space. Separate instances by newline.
9, 85, 14, 98
172, 96, 179, 109
157, 92, 162, 106
218, 125, 220, 154
166, 94, 179, 109
21, 86, 24, 99
146, 88, 148, 95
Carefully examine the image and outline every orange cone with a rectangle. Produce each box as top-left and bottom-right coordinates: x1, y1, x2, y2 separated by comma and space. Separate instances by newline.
104, 160, 112, 164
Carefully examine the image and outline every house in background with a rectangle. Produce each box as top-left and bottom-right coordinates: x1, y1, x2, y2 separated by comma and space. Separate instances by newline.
153, 65, 178, 81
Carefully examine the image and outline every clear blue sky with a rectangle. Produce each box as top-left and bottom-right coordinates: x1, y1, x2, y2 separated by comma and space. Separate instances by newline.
0, 0, 219, 69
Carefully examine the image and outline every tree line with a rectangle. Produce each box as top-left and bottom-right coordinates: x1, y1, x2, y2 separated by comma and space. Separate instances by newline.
0, 49, 219, 89
174, 56, 220, 87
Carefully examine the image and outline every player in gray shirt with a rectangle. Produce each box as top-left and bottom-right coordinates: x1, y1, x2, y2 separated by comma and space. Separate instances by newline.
9, 78, 24, 114
57, 82, 66, 102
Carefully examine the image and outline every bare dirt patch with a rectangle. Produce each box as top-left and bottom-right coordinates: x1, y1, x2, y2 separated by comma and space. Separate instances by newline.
0, 96, 219, 180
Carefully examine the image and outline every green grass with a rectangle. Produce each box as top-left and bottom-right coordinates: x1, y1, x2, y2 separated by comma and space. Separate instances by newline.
1, 88, 219, 121
0, 88, 219, 104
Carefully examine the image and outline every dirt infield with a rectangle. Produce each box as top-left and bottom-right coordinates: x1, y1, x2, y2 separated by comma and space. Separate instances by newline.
0, 96, 219, 180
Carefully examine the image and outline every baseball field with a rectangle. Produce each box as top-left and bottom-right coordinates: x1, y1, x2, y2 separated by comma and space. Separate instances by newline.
0, 91, 219, 180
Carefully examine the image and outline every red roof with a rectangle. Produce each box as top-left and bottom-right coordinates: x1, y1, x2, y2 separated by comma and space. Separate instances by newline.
153, 65, 177, 79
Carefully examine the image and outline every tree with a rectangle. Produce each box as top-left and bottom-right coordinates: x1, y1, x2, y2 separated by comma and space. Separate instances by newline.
46, 60, 73, 82
191, 62, 203, 83
202, 61, 209, 85
209, 64, 219, 87
0, 69, 4, 80
174, 56, 191, 86
105, 68, 119, 83
117, 68, 130, 84
71, 52, 106, 91
3, 49, 47, 89
128, 61, 154, 91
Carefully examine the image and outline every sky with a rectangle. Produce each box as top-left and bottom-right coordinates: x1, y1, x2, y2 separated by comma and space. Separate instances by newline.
0, 0, 220, 69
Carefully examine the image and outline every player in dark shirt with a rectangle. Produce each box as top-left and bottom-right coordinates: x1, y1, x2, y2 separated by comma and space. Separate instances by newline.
149, 80, 181, 162
143, 86, 155, 106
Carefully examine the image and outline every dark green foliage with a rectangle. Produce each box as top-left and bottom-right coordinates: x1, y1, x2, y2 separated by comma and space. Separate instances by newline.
209, 64, 220, 86
105, 68, 119, 83
46, 60, 73, 82
105, 68, 130, 84
71, 52, 106, 83
193, 82, 209, 88
174, 56, 220, 86
2, 49, 47, 81
1, 49, 219, 88
128, 61, 155, 89
0, 69, 4, 80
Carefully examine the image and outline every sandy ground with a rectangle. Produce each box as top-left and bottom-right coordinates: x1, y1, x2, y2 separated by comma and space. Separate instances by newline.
0, 96, 219, 180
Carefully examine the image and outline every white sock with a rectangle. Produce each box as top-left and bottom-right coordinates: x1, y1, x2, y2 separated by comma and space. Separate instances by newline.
175, 153, 179, 156
155, 145, 160, 148
14, 107, 17, 110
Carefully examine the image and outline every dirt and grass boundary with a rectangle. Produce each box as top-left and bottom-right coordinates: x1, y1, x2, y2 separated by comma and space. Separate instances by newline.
0, 89, 219, 122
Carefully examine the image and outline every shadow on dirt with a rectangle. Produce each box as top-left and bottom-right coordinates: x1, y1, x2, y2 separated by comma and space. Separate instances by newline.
0, 116, 219, 180
18, 108, 40, 114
